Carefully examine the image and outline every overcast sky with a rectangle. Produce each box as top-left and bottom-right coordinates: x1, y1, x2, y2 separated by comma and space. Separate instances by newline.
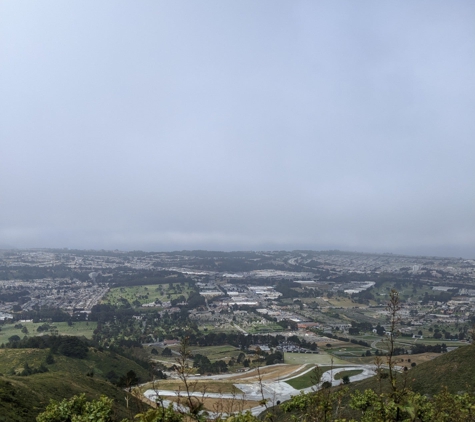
1, 1, 474, 258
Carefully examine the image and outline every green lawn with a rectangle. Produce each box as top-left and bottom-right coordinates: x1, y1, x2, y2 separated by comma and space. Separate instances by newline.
285, 367, 321, 389
285, 366, 351, 389
0, 321, 97, 344
334, 369, 363, 380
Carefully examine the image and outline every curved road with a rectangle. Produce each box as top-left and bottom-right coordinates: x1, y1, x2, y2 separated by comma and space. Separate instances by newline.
144, 364, 377, 417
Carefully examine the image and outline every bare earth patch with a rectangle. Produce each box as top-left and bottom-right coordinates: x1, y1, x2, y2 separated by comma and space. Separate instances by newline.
168, 396, 260, 412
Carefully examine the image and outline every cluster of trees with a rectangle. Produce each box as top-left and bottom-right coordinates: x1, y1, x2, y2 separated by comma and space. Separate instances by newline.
89, 303, 136, 322
4, 334, 89, 358
420, 291, 455, 304
17, 361, 49, 376
186, 331, 318, 352
277, 319, 299, 330
274, 280, 305, 298
432, 328, 465, 340
0, 289, 30, 303
352, 289, 376, 304
264, 350, 283, 365
0, 264, 90, 282
111, 270, 188, 287
349, 320, 374, 335
411, 343, 448, 354
192, 354, 228, 374
15, 307, 77, 323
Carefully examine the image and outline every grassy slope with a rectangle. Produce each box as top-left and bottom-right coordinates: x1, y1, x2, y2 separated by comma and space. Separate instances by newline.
409, 343, 475, 395
265, 345, 475, 421
345, 344, 475, 396
0, 347, 152, 422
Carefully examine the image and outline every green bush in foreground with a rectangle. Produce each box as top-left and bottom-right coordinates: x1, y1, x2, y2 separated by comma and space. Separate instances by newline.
36, 394, 113, 422
36, 387, 475, 422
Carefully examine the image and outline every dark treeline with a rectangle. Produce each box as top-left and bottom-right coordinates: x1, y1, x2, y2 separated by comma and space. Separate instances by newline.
5, 334, 89, 358
0, 265, 90, 281
324, 332, 371, 348
90, 303, 141, 321
186, 331, 317, 351
421, 291, 456, 304
14, 307, 86, 323
110, 270, 188, 287
411, 343, 448, 354
0, 289, 30, 302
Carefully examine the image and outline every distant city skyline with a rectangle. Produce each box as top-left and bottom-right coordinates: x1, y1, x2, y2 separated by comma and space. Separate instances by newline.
1, 1, 474, 259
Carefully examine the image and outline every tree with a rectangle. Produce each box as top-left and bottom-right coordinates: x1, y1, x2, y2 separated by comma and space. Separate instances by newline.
162, 347, 172, 357
117, 370, 139, 390
55, 336, 88, 359
135, 406, 183, 422
36, 394, 113, 422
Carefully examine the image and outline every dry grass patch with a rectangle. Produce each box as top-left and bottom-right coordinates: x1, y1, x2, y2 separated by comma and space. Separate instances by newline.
223, 364, 305, 383
394, 353, 440, 366
142, 380, 243, 395
168, 396, 260, 413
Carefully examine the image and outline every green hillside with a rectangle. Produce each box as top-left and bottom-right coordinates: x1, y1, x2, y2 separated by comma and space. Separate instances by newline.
346, 344, 475, 396
0, 347, 152, 421
409, 343, 475, 395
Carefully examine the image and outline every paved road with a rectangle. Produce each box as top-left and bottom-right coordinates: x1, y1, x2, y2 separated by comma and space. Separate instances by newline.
143, 364, 377, 417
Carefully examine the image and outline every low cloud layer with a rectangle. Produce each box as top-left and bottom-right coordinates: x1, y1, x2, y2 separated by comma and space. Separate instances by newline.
1, 1, 474, 257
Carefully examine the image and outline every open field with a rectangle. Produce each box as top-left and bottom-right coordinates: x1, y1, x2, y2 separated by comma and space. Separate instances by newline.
339, 355, 377, 365
284, 352, 350, 366
168, 395, 261, 412
142, 380, 244, 395
102, 283, 192, 306
285, 367, 320, 389
189, 345, 242, 361
329, 345, 371, 358
341, 352, 446, 366
0, 321, 97, 344
325, 297, 357, 308
225, 364, 307, 382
